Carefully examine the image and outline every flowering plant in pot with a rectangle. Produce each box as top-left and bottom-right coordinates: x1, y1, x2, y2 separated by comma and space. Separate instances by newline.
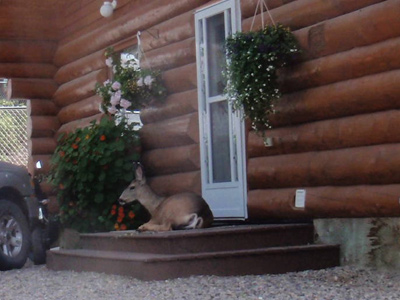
225, 24, 300, 131
48, 117, 146, 233
95, 47, 167, 115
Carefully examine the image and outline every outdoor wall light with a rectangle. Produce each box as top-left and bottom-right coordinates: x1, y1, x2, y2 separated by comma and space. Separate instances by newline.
100, 0, 117, 18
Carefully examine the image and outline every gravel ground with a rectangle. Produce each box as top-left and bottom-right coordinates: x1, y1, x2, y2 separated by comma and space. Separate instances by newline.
1, 263, 399, 300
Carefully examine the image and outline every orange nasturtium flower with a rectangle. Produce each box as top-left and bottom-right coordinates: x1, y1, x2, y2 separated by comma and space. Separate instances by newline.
114, 223, 119, 230
100, 135, 106, 141
75, 137, 81, 142
59, 151, 65, 157
117, 216, 124, 223
120, 224, 127, 231
72, 143, 79, 149
111, 209, 116, 216
85, 134, 90, 140
128, 211, 135, 219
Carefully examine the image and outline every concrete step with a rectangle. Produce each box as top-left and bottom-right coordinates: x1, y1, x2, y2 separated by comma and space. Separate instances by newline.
47, 244, 340, 281
78, 224, 315, 254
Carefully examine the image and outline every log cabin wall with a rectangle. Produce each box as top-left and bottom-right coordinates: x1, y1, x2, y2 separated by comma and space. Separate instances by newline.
245, 0, 400, 220
0, 0, 62, 175
53, 0, 211, 197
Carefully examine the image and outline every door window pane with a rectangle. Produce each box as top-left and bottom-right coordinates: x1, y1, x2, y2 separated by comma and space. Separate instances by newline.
210, 101, 231, 182
206, 13, 226, 97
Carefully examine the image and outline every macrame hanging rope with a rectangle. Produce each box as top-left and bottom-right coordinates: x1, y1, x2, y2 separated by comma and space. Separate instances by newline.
250, 0, 276, 31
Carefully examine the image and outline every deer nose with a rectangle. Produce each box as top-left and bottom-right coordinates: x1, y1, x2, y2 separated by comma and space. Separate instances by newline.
118, 199, 126, 205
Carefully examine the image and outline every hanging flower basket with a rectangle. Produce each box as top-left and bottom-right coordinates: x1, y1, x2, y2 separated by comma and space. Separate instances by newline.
225, 24, 300, 131
95, 47, 167, 115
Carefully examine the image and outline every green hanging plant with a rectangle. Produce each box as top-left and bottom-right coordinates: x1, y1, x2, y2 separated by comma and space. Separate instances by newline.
225, 24, 301, 131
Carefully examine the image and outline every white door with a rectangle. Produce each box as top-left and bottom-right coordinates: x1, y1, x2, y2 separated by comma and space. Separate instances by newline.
195, 0, 247, 219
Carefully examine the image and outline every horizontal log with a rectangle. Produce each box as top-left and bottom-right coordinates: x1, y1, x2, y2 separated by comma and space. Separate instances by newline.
0, 63, 57, 79
57, 113, 103, 136
140, 10, 195, 52
55, 0, 209, 66
142, 144, 200, 176
240, 0, 296, 19
273, 69, 400, 127
27, 99, 58, 116
60, 0, 141, 44
148, 171, 201, 197
55, 50, 105, 85
141, 37, 196, 71
0, 17, 57, 40
140, 113, 199, 150
12, 79, 58, 99
249, 109, 400, 158
294, 0, 400, 60
58, 95, 102, 125
0, 40, 57, 64
28, 154, 52, 175
163, 63, 197, 94
281, 36, 400, 93
248, 144, 400, 189
140, 89, 198, 125
53, 69, 106, 108
242, 0, 384, 32
248, 185, 400, 219
27, 116, 60, 138
28, 137, 57, 156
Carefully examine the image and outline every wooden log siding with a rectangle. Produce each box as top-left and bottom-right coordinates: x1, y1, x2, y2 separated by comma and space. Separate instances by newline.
54, 0, 210, 66
248, 144, 400, 190
27, 100, 58, 117
273, 69, 400, 127
140, 113, 199, 150
141, 37, 196, 71
27, 116, 60, 138
248, 109, 400, 158
28, 138, 57, 156
142, 144, 200, 176
53, 69, 107, 107
148, 171, 202, 197
281, 36, 400, 93
162, 63, 197, 94
12, 79, 58, 99
140, 89, 198, 125
58, 95, 102, 125
0, 63, 57, 79
248, 185, 400, 219
242, 0, 385, 32
295, 0, 400, 60
57, 114, 103, 135
54, 50, 105, 85
140, 10, 196, 53
0, 41, 57, 64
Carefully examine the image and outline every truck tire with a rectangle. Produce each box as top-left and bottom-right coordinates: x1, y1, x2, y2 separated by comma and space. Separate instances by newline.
0, 199, 31, 270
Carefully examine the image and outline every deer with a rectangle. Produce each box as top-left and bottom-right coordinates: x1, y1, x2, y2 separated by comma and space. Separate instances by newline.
118, 164, 214, 232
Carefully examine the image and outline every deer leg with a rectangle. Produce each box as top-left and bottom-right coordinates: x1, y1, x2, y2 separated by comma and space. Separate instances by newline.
138, 221, 172, 232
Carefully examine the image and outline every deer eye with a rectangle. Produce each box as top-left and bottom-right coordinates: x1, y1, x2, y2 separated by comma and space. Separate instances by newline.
129, 186, 135, 190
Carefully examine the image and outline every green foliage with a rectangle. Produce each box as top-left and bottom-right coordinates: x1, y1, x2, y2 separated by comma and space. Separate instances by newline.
225, 24, 301, 131
95, 47, 167, 115
49, 117, 141, 233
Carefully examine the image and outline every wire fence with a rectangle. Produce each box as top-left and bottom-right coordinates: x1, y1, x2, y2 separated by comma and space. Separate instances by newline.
0, 106, 28, 166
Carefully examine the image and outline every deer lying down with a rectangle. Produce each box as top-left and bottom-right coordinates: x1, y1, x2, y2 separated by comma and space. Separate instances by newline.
119, 165, 214, 232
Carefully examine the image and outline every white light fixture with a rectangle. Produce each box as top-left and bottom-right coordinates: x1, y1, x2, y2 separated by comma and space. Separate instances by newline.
100, 0, 117, 18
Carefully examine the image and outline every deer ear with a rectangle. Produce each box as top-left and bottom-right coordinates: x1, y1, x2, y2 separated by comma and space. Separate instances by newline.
135, 164, 145, 182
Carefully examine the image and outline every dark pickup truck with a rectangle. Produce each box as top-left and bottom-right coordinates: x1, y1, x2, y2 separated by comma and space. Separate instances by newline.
0, 161, 54, 270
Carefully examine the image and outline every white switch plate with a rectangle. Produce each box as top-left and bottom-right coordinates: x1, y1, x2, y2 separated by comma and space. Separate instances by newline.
295, 189, 306, 208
